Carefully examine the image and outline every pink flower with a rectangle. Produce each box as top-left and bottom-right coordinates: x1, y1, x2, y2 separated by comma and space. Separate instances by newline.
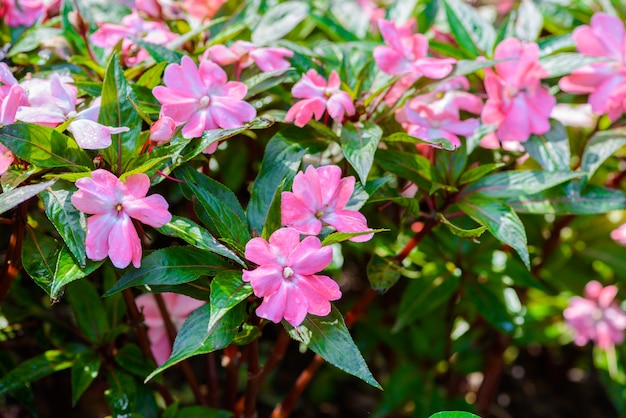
183, 0, 225, 21
0, 0, 44, 27
0, 143, 14, 176
396, 77, 482, 148
90, 11, 178, 66
243, 227, 341, 327
71, 169, 172, 269
564, 281, 626, 349
285, 70, 355, 127
153, 56, 256, 139
281, 165, 372, 242
611, 223, 626, 246
150, 116, 176, 145
373, 19, 455, 79
481, 38, 556, 142
559, 13, 626, 122
0, 84, 25, 127
136, 292, 205, 365
204, 41, 293, 74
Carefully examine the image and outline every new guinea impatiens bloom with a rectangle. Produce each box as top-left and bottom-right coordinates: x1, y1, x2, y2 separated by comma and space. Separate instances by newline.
559, 13, 626, 121
153, 56, 256, 138
281, 165, 373, 242
71, 169, 172, 269
285, 69, 355, 127
0, 0, 44, 27
243, 227, 341, 327
564, 280, 626, 349
136, 292, 205, 366
481, 38, 555, 142
204, 41, 293, 74
611, 223, 626, 246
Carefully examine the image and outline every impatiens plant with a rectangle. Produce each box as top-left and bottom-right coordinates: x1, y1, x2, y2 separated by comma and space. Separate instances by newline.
4, 0, 626, 417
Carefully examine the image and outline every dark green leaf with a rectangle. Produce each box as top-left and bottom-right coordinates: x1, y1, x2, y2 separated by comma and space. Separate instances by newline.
345, 176, 391, 211
457, 197, 530, 269
41, 181, 86, 266
146, 304, 244, 381
341, 121, 383, 184
376, 149, 436, 192
462, 170, 581, 198
208, 271, 252, 335
115, 344, 159, 379
66, 280, 109, 343
458, 163, 505, 185
105, 369, 137, 417
251, 1, 310, 44
176, 406, 233, 418
383, 132, 456, 151
366, 254, 402, 293
245, 69, 297, 99
0, 179, 56, 216
71, 351, 101, 406
261, 179, 284, 240
466, 281, 516, 333
429, 412, 481, 418
321, 229, 386, 246
177, 165, 250, 247
581, 127, 626, 180
285, 306, 381, 388
132, 38, 183, 64
0, 350, 74, 396
523, 120, 571, 171
0, 123, 92, 168
443, 0, 496, 56
99, 54, 143, 173
105, 246, 232, 296
8, 27, 62, 56
158, 216, 244, 266
437, 213, 488, 239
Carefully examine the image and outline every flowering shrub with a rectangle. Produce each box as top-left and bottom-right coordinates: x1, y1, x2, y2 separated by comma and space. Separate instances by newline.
3, 1, 626, 417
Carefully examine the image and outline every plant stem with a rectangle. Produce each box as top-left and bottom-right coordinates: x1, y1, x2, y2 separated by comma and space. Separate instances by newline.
243, 339, 260, 418
270, 355, 325, 418
0, 202, 27, 305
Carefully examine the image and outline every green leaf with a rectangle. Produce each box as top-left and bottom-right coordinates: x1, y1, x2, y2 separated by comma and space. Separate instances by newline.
208, 271, 252, 334
462, 170, 581, 198
515, 0, 543, 41
443, 0, 496, 57
466, 281, 516, 333
458, 163, 505, 185
245, 69, 297, 99
105, 246, 232, 296
581, 127, 626, 180
158, 216, 244, 266
66, 280, 109, 343
251, 1, 310, 44
176, 406, 233, 418
132, 38, 183, 64
321, 229, 387, 246
8, 27, 62, 56
457, 197, 530, 269
177, 165, 250, 247
71, 351, 101, 406
539, 53, 610, 78
21, 232, 103, 300
345, 176, 391, 211
523, 120, 571, 171
137, 61, 168, 89
366, 254, 402, 293
0, 350, 74, 396
285, 306, 381, 389
393, 272, 460, 332
261, 179, 284, 240
376, 149, 437, 192
0, 123, 92, 168
99, 54, 143, 173
115, 344, 158, 379
247, 128, 326, 235
437, 213, 488, 239
384, 132, 456, 151
105, 369, 137, 417
429, 412, 481, 418
41, 181, 86, 266
146, 304, 244, 381
0, 179, 56, 216
341, 121, 383, 184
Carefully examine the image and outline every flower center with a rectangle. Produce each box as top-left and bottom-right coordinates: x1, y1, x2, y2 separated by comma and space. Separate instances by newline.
116, 203, 123, 212
199, 95, 211, 109
592, 307, 604, 322
282, 266, 295, 279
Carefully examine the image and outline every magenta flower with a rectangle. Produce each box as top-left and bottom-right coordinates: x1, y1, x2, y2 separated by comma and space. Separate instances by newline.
153, 56, 256, 139
0, 0, 44, 27
285, 70, 355, 127
373, 18, 455, 79
564, 281, 626, 349
243, 227, 341, 327
136, 292, 205, 365
559, 13, 626, 122
481, 38, 556, 142
204, 41, 293, 74
71, 169, 172, 269
281, 165, 372, 242
0, 143, 13, 176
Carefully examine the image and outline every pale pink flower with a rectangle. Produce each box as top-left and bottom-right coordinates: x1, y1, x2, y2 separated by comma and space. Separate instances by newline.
0, 84, 25, 127
183, 0, 225, 21
281, 165, 372, 242
90, 11, 178, 66
356, 0, 385, 31
611, 223, 626, 246
559, 13, 626, 122
204, 41, 293, 74
0, 63, 19, 95
0, 0, 44, 27
150, 116, 176, 145
0, 143, 14, 176
285, 70, 355, 127
153, 56, 256, 139
17, 76, 128, 149
243, 227, 341, 327
135, 0, 162, 18
136, 292, 205, 365
564, 280, 626, 349
373, 19, 455, 79
71, 169, 172, 269
481, 38, 556, 142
